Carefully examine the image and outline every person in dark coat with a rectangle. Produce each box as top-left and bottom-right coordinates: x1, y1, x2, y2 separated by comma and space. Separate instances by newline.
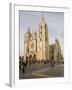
22, 63, 25, 73
22, 65, 25, 73
50, 59, 55, 68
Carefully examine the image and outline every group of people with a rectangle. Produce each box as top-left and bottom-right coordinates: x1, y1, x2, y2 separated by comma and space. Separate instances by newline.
19, 61, 27, 73
19, 59, 55, 74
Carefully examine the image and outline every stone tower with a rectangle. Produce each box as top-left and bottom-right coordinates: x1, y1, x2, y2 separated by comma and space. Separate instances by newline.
37, 15, 49, 60
24, 27, 30, 61
55, 39, 63, 62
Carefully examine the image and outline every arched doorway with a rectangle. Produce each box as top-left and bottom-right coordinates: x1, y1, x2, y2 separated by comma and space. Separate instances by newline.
32, 54, 36, 63
33, 54, 36, 60
29, 55, 32, 64
26, 56, 28, 60
51, 56, 54, 60
29, 55, 32, 61
26, 56, 28, 63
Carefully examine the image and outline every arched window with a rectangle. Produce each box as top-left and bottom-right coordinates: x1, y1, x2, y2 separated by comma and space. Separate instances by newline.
45, 24, 46, 30
41, 25, 42, 30
27, 48, 29, 52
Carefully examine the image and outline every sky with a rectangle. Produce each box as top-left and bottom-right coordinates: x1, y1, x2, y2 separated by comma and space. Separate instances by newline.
19, 10, 64, 56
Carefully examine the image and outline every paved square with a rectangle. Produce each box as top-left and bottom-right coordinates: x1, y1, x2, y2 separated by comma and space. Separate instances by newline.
19, 63, 64, 79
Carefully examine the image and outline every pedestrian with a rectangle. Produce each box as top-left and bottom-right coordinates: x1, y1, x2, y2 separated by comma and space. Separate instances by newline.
50, 59, 55, 68
22, 64, 25, 73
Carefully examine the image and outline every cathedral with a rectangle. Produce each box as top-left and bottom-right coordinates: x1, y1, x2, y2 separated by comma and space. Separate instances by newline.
24, 15, 63, 63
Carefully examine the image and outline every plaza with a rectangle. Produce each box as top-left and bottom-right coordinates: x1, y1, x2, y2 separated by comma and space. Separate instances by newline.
19, 62, 64, 79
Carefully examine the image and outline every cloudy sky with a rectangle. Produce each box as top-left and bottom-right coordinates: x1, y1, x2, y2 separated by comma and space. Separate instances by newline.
19, 10, 64, 56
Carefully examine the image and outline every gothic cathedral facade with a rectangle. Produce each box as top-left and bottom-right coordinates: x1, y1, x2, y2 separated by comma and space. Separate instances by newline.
24, 16, 63, 63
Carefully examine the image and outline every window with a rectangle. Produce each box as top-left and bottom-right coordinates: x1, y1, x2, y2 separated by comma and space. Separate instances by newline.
45, 24, 46, 29
41, 25, 42, 29
40, 31, 42, 35
40, 37, 42, 41
26, 47, 29, 53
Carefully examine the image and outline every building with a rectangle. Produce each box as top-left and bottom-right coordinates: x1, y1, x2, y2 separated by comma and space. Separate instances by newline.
49, 39, 63, 63
24, 15, 63, 63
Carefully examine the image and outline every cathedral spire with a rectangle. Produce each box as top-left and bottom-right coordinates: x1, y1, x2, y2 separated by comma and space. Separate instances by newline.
27, 26, 30, 33
40, 12, 46, 25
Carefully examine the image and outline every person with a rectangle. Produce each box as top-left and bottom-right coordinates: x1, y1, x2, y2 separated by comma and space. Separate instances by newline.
22, 65, 25, 73
50, 59, 55, 68
22, 62, 25, 73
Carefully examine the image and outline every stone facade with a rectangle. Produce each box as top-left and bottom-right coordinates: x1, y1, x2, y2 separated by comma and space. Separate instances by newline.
49, 39, 63, 63
24, 16, 63, 63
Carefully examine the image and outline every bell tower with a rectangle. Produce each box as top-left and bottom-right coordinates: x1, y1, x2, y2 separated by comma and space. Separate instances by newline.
24, 27, 30, 61
37, 14, 49, 60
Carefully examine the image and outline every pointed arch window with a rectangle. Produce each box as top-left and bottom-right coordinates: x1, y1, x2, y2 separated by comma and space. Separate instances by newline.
41, 25, 42, 30
45, 24, 46, 30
